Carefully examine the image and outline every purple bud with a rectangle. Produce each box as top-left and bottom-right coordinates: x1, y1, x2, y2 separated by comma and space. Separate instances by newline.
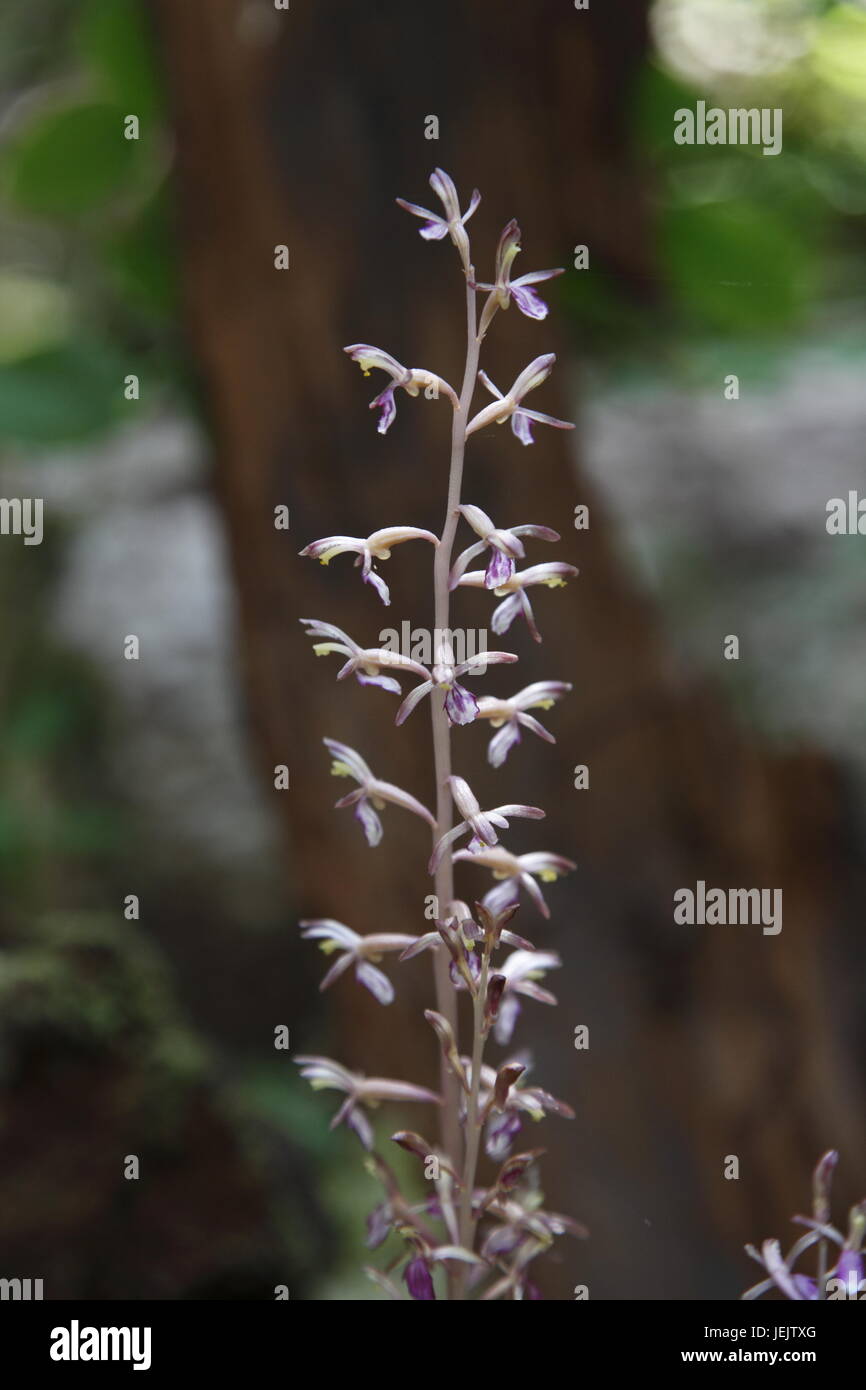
405, 1256, 436, 1301
813, 1149, 838, 1223
485, 973, 506, 1028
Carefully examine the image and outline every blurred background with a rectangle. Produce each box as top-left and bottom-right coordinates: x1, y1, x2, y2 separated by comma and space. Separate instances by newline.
0, 0, 865, 1300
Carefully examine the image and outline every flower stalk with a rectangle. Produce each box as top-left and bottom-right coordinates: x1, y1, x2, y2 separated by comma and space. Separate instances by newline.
429, 273, 482, 1167
295, 168, 582, 1299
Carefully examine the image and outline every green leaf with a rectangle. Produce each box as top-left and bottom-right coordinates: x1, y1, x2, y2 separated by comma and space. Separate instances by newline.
4, 101, 147, 218
106, 193, 176, 316
0, 343, 127, 444
660, 200, 819, 333
75, 0, 162, 119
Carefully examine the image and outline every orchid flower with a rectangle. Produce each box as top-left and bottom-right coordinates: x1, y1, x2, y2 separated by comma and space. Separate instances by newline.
300, 618, 431, 694
395, 644, 518, 727
324, 738, 435, 846
403, 1242, 483, 1302
294, 1055, 440, 1150
475, 681, 573, 767
300, 920, 419, 1005
402, 901, 535, 972
742, 1238, 821, 1302
396, 167, 480, 271
474, 219, 564, 330
469, 1059, 575, 1161
428, 775, 544, 873
466, 354, 575, 446
458, 562, 579, 643
453, 844, 576, 919
492, 949, 561, 1045
344, 344, 458, 434
480, 1193, 587, 1300
742, 1150, 866, 1300
300, 526, 438, 606
482, 1192, 588, 1257
450, 503, 559, 590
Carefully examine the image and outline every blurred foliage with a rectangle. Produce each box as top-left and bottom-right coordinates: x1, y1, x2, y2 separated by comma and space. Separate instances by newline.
0, 912, 207, 1102
564, 0, 866, 370
0, 0, 861, 434
5, 102, 150, 217
0, 527, 123, 912
0, 0, 178, 446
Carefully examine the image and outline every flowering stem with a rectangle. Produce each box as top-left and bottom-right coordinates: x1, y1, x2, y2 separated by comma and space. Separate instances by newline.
430, 274, 479, 1169
299, 170, 581, 1301
458, 944, 490, 1289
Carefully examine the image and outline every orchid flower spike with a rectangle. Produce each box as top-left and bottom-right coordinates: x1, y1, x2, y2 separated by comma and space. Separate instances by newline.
492, 950, 561, 1046
476, 681, 573, 767
474, 220, 564, 333
395, 643, 518, 727
450, 504, 559, 591
428, 776, 544, 873
344, 344, 458, 434
294, 1055, 440, 1150
300, 618, 431, 694
300, 526, 439, 606
396, 167, 481, 272
458, 562, 578, 644
300, 920, 419, 1005
453, 845, 576, 919
324, 738, 435, 846
467, 354, 575, 446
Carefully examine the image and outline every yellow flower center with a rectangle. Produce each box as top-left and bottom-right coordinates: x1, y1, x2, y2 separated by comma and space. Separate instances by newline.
318, 546, 343, 565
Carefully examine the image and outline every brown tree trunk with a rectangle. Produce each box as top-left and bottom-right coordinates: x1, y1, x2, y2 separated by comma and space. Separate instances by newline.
153, 0, 866, 1297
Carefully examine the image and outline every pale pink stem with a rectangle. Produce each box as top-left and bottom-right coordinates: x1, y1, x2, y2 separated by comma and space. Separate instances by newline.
430, 273, 480, 1175
457, 941, 490, 1285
